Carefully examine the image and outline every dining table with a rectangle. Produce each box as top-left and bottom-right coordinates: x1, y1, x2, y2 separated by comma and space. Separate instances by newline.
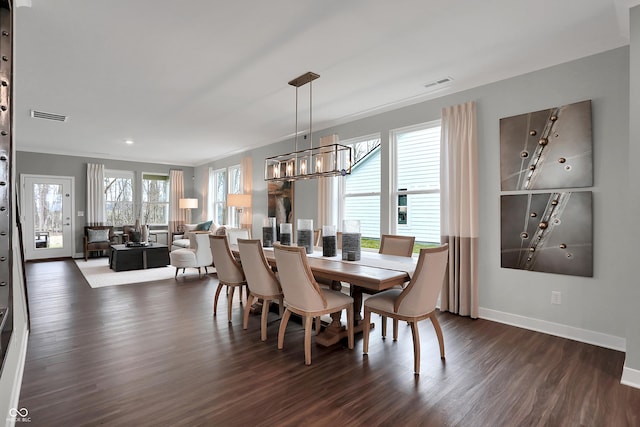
231, 244, 418, 347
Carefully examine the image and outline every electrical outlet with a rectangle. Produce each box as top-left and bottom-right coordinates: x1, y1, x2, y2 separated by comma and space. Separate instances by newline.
551, 291, 562, 305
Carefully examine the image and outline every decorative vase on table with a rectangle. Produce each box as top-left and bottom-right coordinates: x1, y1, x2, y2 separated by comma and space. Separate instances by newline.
141, 225, 149, 244
322, 225, 337, 257
280, 223, 292, 246
297, 219, 314, 254
262, 217, 276, 247
341, 220, 361, 261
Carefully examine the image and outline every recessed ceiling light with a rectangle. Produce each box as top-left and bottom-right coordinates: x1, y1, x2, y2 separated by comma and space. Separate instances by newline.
125, 139, 134, 145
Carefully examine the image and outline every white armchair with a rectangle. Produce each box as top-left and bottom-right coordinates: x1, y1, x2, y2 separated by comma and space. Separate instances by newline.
170, 233, 213, 278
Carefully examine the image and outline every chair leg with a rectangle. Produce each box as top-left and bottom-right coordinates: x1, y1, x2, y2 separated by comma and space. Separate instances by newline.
430, 312, 445, 359
346, 304, 354, 350
243, 292, 254, 330
393, 319, 399, 341
227, 286, 235, 323
278, 296, 284, 316
213, 283, 224, 316
410, 321, 421, 374
278, 309, 292, 349
304, 315, 313, 365
175, 267, 179, 279
315, 316, 321, 335
197, 267, 201, 278
261, 298, 270, 341
363, 308, 371, 354
204, 266, 208, 274
381, 315, 387, 339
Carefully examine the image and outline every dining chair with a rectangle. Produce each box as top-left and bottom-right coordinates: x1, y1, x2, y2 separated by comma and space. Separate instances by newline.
237, 239, 284, 341
379, 234, 415, 257
363, 244, 449, 374
227, 228, 251, 245
209, 235, 248, 323
273, 245, 354, 365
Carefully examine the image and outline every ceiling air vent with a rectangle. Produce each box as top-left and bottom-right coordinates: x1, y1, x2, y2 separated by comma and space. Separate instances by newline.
424, 77, 453, 91
30, 110, 68, 122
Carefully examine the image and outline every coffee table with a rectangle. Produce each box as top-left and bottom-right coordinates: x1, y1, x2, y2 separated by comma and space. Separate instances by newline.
110, 244, 170, 272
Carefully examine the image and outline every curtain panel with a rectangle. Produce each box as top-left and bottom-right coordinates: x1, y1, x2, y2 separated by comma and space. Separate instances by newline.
440, 101, 479, 318
86, 163, 105, 226
241, 156, 253, 230
169, 169, 186, 233
317, 134, 340, 229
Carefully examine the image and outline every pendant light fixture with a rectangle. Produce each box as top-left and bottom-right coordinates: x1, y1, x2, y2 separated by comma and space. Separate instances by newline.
264, 72, 352, 181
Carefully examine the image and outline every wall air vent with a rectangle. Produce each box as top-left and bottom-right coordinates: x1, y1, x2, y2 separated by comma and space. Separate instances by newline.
424, 76, 453, 91
30, 110, 68, 122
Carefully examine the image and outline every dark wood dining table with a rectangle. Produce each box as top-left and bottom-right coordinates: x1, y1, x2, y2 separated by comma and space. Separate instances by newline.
232, 245, 417, 346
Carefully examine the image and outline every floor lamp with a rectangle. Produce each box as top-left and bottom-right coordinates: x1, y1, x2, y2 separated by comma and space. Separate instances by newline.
227, 194, 251, 228
179, 198, 198, 225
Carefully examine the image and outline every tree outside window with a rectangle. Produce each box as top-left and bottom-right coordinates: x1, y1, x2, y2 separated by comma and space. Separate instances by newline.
104, 171, 134, 226
142, 173, 169, 225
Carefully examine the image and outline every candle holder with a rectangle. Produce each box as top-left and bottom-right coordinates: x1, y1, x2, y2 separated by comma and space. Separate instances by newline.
262, 217, 276, 247
280, 223, 292, 246
297, 219, 314, 254
322, 225, 337, 257
342, 220, 361, 261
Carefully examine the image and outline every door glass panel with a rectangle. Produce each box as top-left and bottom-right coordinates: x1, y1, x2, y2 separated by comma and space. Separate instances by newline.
33, 183, 64, 249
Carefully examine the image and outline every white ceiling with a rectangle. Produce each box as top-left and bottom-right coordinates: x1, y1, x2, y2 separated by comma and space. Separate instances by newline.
13, 0, 637, 166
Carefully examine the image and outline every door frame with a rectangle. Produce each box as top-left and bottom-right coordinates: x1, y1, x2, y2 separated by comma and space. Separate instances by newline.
20, 174, 76, 260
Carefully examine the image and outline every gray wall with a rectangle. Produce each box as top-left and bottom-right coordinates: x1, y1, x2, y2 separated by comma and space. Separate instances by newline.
16, 152, 195, 254
627, 5, 640, 371
196, 47, 637, 365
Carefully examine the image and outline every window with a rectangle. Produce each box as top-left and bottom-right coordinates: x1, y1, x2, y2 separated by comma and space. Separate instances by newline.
207, 164, 242, 226
392, 121, 441, 243
227, 164, 243, 227
141, 173, 169, 225
341, 135, 381, 242
104, 170, 134, 226
208, 168, 227, 225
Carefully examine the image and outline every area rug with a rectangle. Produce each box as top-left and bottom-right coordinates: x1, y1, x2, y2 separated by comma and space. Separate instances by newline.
74, 258, 176, 288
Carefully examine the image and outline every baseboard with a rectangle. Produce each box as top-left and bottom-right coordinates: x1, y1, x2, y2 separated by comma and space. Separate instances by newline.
478, 307, 626, 352
621, 365, 640, 389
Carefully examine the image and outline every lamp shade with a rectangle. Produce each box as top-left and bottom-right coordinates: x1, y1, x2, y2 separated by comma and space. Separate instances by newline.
227, 193, 252, 208
179, 198, 198, 209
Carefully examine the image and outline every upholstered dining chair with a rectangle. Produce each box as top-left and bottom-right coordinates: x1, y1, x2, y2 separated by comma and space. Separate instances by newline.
378, 234, 417, 333
273, 245, 354, 365
169, 232, 212, 278
379, 234, 415, 257
210, 235, 248, 323
363, 244, 449, 374
227, 228, 251, 245
237, 239, 284, 341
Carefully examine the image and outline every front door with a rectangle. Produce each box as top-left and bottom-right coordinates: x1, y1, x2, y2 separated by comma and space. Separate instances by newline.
21, 175, 74, 260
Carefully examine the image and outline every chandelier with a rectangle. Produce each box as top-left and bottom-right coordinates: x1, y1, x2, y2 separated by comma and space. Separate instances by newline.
264, 72, 352, 182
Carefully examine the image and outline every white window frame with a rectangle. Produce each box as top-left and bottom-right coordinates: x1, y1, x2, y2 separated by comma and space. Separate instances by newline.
338, 134, 381, 237
104, 169, 135, 226
227, 164, 243, 227
390, 120, 441, 242
141, 172, 170, 226
208, 167, 227, 225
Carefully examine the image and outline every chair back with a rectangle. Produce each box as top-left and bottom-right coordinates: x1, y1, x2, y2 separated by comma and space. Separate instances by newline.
190, 233, 213, 266
209, 235, 245, 284
379, 234, 415, 257
395, 244, 449, 316
237, 239, 280, 296
227, 228, 251, 245
273, 245, 327, 311
84, 225, 114, 241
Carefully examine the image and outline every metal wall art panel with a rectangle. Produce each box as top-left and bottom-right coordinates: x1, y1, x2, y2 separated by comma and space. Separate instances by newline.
500, 100, 593, 190
500, 191, 593, 277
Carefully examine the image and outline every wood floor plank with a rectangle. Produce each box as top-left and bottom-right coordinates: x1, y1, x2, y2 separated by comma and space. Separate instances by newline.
16, 259, 640, 426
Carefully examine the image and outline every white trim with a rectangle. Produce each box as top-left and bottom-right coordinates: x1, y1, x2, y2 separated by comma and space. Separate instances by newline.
1, 328, 29, 427
621, 364, 640, 389
478, 307, 626, 352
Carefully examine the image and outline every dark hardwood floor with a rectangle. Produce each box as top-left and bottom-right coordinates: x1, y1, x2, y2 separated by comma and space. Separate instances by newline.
18, 259, 640, 426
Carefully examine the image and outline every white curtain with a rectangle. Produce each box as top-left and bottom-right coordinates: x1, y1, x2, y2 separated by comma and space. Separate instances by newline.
317, 134, 340, 228
86, 163, 105, 226
169, 169, 186, 233
440, 101, 479, 318
241, 156, 253, 229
